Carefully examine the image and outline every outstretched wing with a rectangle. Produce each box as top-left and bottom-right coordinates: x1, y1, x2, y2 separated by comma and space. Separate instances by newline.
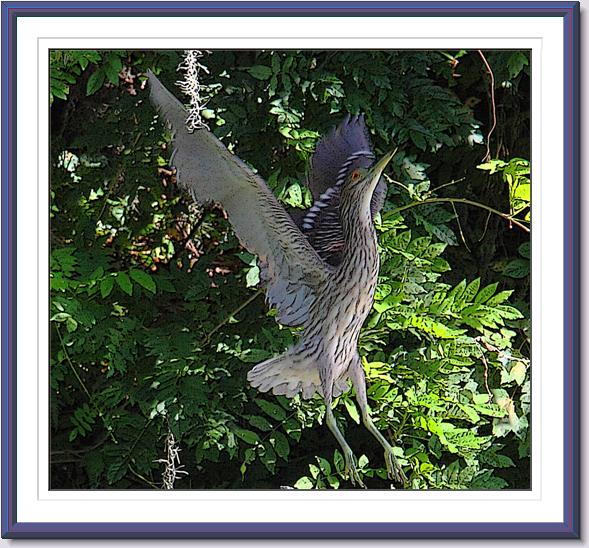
302, 115, 386, 265
148, 71, 330, 326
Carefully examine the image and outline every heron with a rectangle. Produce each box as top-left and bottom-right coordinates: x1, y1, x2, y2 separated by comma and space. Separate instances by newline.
148, 71, 406, 487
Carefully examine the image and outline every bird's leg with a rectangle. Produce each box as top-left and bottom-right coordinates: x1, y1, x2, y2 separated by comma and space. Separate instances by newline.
320, 367, 365, 488
324, 404, 365, 488
350, 358, 407, 485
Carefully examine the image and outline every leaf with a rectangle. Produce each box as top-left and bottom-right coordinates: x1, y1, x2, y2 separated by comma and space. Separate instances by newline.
486, 290, 513, 307
247, 65, 273, 80
259, 443, 277, 473
459, 278, 480, 306
50, 312, 71, 322
246, 415, 273, 432
66, 317, 78, 333
409, 130, 427, 150
129, 269, 156, 294
507, 52, 529, 79
272, 431, 290, 459
496, 305, 523, 320
116, 272, 133, 296
284, 418, 301, 441
503, 258, 529, 279
481, 449, 515, 468
104, 54, 122, 84
86, 69, 105, 95
106, 460, 128, 484
100, 277, 114, 298
256, 399, 286, 421
245, 265, 260, 287
294, 476, 314, 490
475, 282, 498, 304
518, 242, 530, 259
343, 399, 360, 424
309, 464, 320, 479
406, 315, 465, 339
510, 361, 527, 385
420, 220, 458, 246
233, 427, 259, 445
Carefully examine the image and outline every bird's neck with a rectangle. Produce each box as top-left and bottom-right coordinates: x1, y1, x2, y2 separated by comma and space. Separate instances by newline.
340, 190, 378, 264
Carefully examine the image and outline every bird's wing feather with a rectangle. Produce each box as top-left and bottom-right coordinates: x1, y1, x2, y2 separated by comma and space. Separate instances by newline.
148, 71, 330, 326
303, 115, 387, 265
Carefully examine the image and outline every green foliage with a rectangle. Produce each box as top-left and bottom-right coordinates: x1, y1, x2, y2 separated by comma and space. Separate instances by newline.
478, 158, 530, 223
50, 49, 530, 490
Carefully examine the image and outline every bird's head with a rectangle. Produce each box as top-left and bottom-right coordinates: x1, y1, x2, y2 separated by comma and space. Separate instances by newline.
342, 149, 395, 199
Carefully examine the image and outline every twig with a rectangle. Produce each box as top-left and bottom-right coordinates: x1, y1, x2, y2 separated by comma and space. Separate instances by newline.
203, 289, 264, 345
390, 197, 530, 233
477, 211, 493, 242
55, 326, 117, 443
478, 50, 497, 163
429, 177, 465, 195
384, 174, 412, 195
450, 201, 471, 252
129, 464, 159, 489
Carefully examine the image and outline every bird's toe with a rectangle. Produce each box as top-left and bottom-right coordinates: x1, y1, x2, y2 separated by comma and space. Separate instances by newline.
385, 448, 407, 485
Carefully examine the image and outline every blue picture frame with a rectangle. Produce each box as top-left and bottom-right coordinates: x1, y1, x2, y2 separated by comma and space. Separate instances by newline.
1, 1, 580, 539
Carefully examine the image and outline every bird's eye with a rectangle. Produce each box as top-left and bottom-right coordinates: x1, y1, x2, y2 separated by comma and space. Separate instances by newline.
351, 170, 361, 182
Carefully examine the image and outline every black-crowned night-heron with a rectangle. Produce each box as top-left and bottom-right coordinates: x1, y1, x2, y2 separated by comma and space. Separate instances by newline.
149, 71, 406, 487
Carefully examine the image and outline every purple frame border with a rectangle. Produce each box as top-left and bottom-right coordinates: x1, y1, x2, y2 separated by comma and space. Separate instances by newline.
1, 1, 580, 539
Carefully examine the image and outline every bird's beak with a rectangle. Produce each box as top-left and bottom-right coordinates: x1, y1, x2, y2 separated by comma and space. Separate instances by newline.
371, 149, 396, 180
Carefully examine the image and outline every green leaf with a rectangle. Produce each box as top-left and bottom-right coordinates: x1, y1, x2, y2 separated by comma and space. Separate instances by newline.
284, 418, 302, 441
86, 69, 105, 95
247, 65, 273, 80
510, 361, 527, 385
233, 427, 259, 445
100, 277, 115, 298
259, 443, 277, 473
246, 415, 273, 432
486, 290, 513, 307
496, 305, 523, 320
272, 431, 290, 459
104, 54, 122, 84
66, 317, 78, 333
518, 242, 530, 259
245, 265, 260, 287
256, 399, 286, 421
503, 258, 529, 279
116, 272, 133, 296
409, 130, 427, 150
294, 476, 314, 489
343, 398, 360, 424
459, 278, 481, 306
507, 52, 529, 79
106, 460, 128, 484
475, 282, 498, 304
129, 269, 156, 294
50, 312, 71, 322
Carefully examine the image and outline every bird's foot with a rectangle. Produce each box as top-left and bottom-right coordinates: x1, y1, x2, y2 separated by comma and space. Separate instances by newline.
384, 446, 407, 485
343, 449, 366, 489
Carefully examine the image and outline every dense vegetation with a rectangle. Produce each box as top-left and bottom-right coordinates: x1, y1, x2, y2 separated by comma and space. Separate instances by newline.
50, 49, 530, 490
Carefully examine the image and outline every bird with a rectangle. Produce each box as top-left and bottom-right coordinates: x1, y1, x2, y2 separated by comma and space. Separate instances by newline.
148, 71, 406, 487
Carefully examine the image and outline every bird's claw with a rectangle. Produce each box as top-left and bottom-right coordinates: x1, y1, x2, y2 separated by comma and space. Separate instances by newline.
385, 447, 407, 485
343, 451, 366, 489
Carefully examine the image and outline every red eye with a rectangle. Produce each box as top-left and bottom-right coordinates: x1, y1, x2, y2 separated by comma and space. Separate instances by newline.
351, 170, 361, 182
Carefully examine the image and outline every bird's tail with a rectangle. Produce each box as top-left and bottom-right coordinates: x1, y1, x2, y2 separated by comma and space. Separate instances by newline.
246, 351, 349, 400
